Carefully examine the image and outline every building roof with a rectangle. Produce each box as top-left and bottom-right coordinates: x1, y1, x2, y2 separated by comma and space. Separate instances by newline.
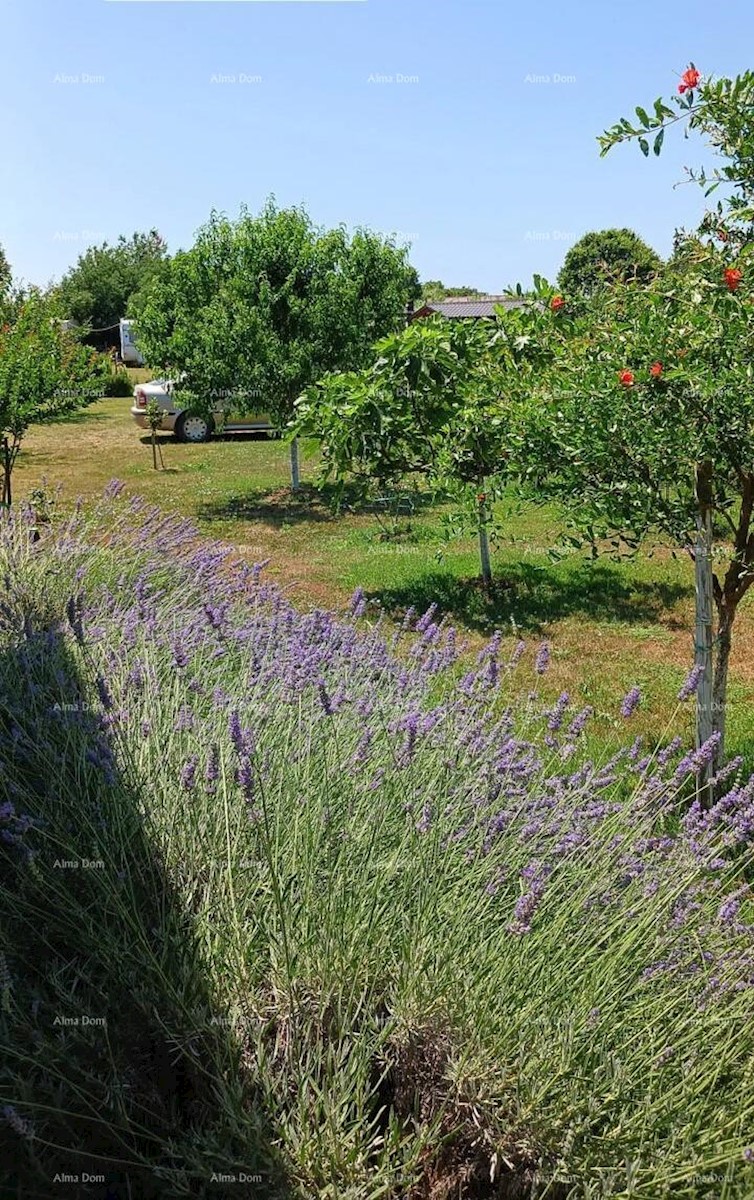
413, 296, 531, 319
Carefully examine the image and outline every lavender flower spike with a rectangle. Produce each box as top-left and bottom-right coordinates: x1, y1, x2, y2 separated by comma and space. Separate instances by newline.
534, 643, 550, 676
678, 663, 704, 702
620, 687, 641, 719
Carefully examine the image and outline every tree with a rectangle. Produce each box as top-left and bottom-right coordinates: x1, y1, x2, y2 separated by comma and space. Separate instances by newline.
0, 243, 10, 300
295, 305, 544, 588
56, 230, 168, 331
133, 200, 419, 489
0, 291, 110, 504
420, 280, 486, 302
523, 255, 754, 781
557, 228, 662, 297
587, 63, 754, 786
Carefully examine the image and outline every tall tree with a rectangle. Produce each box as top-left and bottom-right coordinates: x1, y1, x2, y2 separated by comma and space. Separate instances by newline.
133, 201, 419, 489
57, 230, 168, 331
557, 228, 662, 296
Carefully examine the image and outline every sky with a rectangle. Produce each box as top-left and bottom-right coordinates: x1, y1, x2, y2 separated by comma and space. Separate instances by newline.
0, 0, 750, 293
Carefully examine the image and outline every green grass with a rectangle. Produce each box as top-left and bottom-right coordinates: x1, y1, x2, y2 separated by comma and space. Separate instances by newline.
13, 395, 754, 767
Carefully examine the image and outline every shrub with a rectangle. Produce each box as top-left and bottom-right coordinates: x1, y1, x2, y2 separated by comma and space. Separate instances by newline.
102, 369, 133, 397
1, 485, 753, 1197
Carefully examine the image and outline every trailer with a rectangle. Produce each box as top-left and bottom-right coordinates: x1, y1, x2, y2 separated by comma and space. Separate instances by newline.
119, 319, 144, 366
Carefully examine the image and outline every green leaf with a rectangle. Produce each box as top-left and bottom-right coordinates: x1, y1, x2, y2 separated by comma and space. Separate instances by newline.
638, 137, 650, 157
653, 128, 664, 156
635, 106, 651, 128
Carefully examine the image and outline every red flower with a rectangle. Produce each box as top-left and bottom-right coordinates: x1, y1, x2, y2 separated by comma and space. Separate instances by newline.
678, 66, 700, 94
649, 362, 663, 378
550, 295, 565, 312
724, 267, 743, 291
619, 370, 635, 387
477, 493, 486, 504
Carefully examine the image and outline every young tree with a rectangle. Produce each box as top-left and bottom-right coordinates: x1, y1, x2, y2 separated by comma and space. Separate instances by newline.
56, 230, 168, 331
296, 305, 544, 588
133, 201, 419, 490
557, 228, 662, 296
0, 291, 109, 504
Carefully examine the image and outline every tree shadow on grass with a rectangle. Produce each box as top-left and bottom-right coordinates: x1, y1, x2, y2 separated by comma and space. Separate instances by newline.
370, 560, 692, 636
197, 483, 441, 531
0, 611, 290, 1197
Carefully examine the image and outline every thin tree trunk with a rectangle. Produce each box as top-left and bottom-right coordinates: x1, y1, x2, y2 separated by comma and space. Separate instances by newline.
694, 461, 715, 803
2, 438, 12, 507
290, 437, 301, 493
712, 598, 736, 766
477, 479, 492, 590
151, 427, 158, 470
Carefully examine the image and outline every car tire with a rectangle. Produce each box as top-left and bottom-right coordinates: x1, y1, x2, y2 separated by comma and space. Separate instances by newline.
175, 412, 214, 443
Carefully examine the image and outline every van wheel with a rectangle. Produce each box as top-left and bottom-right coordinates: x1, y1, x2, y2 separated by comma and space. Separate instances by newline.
175, 412, 213, 443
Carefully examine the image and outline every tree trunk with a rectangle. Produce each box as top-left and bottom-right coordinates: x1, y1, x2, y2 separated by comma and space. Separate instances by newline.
2, 438, 12, 507
477, 480, 492, 590
290, 437, 301, 493
712, 597, 736, 765
694, 462, 715, 803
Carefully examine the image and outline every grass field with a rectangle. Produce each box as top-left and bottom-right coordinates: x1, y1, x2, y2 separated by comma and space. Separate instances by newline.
13, 393, 754, 763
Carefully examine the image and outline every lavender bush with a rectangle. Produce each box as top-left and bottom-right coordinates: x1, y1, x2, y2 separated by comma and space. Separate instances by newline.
1, 483, 753, 1197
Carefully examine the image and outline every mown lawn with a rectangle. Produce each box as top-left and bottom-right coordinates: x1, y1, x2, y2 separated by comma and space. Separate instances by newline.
14, 393, 754, 764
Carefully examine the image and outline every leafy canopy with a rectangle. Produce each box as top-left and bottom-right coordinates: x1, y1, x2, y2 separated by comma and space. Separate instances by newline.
557, 228, 662, 297
132, 199, 419, 424
0, 291, 110, 446
57, 230, 168, 330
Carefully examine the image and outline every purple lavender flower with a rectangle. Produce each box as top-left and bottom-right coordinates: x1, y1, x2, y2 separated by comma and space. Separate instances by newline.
416, 804, 432, 834
65, 595, 85, 646
744, 1148, 754, 1164
317, 680, 335, 716
620, 687, 641, 719
678, 663, 704, 701
180, 755, 198, 790
567, 706, 593, 738
415, 604, 438, 634
205, 745, 220, 793
229, 709, 244, 754
349, 587, 367, 618
534, 643, 550, 676
237, 755, 255, 801
174, 706, 195, 733
547, 692, 570, 732
171, 638, 190, 670
1, 1105, 34, 1139
509, 640, 526, 668
103, 479, 125, 500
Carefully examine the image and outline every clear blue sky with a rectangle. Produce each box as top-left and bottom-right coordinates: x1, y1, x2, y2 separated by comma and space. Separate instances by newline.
1, 0, 749, 292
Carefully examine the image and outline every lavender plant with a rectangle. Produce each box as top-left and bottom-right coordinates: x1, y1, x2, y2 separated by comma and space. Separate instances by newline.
0, 484, 753, 1197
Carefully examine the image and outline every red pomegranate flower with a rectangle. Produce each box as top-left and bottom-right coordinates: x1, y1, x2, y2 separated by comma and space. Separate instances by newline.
550, 295, 565, 312
619, 370, 635, 388
724, 267, 743, 291
649, 362, 663, 378
678, 66, 700, 94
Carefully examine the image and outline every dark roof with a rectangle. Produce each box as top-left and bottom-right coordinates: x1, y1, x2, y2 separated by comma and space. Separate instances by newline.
413, 296, 531, 319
